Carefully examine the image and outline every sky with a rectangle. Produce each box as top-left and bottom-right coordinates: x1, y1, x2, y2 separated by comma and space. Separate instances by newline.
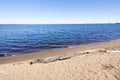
0, 0, 120, 24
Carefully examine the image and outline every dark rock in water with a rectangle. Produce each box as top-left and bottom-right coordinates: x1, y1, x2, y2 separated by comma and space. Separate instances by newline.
0, 54, 5, 57
0, 54, 12, 57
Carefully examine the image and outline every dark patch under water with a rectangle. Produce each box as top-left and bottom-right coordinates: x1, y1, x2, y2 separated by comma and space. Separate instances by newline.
0, 24, 120, 54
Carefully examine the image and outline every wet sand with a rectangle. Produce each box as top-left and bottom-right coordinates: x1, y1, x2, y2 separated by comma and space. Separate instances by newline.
1, 40, 120, 64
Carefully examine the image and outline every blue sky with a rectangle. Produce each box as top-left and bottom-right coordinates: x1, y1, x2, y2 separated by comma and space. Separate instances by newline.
0, 0, 120, 24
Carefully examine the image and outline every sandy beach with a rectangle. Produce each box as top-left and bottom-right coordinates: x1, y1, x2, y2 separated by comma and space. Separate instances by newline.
1, 0, 120, 79
0, 40, 120, 80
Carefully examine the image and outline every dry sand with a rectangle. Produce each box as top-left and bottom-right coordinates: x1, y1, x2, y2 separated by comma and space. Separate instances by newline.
0, 40, 120, 80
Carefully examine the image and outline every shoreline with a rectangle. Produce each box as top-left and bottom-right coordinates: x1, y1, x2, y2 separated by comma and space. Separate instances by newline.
1, 39, 120, 64
1, 40, 120, 80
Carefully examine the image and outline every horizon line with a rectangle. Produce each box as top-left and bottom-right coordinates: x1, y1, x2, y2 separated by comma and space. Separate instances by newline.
0, 22, 119, 25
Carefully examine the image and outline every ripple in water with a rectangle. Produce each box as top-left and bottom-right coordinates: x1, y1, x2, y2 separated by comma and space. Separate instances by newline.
0, 24, 120, 55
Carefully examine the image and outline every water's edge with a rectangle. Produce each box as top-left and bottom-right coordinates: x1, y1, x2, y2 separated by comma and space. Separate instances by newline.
0, 39, 119, 59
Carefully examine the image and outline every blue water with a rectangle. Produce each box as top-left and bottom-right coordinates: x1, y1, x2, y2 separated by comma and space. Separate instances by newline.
0, 24, 120, 54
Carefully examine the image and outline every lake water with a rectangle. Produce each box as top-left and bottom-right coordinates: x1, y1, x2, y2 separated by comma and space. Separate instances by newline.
0, 24, 120, 54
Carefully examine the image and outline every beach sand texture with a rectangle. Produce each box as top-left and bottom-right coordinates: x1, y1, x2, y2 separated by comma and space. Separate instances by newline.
0, 50, 120, 80
0, 41, 120, 80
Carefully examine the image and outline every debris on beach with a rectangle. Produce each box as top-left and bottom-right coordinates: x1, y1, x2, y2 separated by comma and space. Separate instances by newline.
29, 48, 120, 65
29, 49, 94, 65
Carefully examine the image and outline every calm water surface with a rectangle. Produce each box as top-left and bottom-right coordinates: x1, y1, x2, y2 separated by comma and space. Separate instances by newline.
0, 24, 120, 54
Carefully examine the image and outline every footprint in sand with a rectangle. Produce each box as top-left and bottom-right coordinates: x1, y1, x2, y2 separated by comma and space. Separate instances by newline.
0, 70, 8, 75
